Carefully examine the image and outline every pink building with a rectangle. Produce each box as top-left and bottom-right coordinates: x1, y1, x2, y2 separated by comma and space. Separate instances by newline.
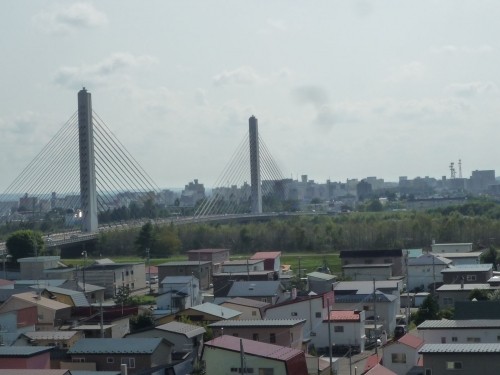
0, 346, 52, 369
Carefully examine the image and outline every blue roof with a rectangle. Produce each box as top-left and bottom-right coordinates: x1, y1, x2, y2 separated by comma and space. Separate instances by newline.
68, 338, 165, 354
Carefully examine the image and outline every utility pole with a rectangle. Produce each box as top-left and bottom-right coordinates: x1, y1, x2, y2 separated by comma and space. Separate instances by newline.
81, 250, 87, 293
405, 250, 410, 328
373, 278, 378, 357
432, 255, 436, 294
327, 299, 333, 375
146, 248, 152, 294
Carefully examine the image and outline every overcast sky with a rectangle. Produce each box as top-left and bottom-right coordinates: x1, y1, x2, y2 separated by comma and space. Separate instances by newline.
1, 1, 499, 191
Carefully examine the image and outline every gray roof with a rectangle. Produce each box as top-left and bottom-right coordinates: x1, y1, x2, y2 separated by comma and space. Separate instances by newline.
408, 254, 452, 266
335, 291, 397, 303
418, 319, 500, 330
223, 259, 263, 266
24, 331, 80, 340
68, 338, 165, 354
157, 260, 211, 267
189, 302, 241, 319
441, 264, 493, 273
333, 280, 401, 294
42, 286, 90, 307
227, 281, 283, 297
0, 346, 53, 357
436, 283, 493, 291
155, 321, 206, 338
342, 263, 392, 268
209, 319, 306, 328
306, 271, 336, 280
160, 275, 198, 285
431, 251, 483, 258
223, 297, 270, 309
419, 343, 500, 353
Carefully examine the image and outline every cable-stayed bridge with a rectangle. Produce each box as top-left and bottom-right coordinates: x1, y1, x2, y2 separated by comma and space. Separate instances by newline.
0, 89, 287, 246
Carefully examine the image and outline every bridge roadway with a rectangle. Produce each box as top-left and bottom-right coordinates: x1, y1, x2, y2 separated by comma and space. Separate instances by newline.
0, 212, 311, 255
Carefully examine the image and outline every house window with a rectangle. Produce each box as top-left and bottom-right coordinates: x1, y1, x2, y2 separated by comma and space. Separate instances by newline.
72, 358, 85, 362
466, 275, 477, 281
251, 311, 257, 316
384, 259, 391, 264
497, 335, 500, 342
107, 357, 114, 363
121, 358, 135, 368
452, 337, 458, 342
446, 362, 462, 370
291, 312, 298, 316
425, 369, 432, 375
391, 353, 406, 363
441, 337, 446, 343
231, 368, 254, 373
467, 337, 480, 343
253, 333, 259, 341
259, 369, 274, 375
270, 333, 276, 343
334, 326, 344, 333
364, 259, 373, 264
315, 312, 322, 318
233, 333, 239, 337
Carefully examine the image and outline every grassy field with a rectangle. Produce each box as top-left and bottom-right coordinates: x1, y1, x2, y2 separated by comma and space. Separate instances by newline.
63, 252, 342, 275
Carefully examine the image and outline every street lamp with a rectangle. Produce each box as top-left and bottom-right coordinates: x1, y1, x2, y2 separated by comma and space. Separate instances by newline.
81, 250, 87, 293
146, 248, 152, 294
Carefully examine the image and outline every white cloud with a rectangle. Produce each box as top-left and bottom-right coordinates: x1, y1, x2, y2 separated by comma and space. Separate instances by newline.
53, 53, 157, 89
387, 61, 425, 83
434, 44, 494, 55
213, 66, 262, 86
266, 18, 287, 32
293, 85, 329, 107
445, 81, 498, 97
34, 3, 108, 35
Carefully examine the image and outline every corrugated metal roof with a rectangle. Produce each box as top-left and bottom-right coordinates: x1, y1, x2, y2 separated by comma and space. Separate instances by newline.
156, 321, 206, 338
68, 338, 164, 354
0, 346, 53, 357
227, 281, 283, 297
436, 283, 492, 291
223, 297, 269, 309
408, 254, 452, 266
205, 335, 304, 361
398, 334, 424, 349
250, 251, 281, 260
418, 319, 500, 329
24, 331, 79, 340
189, 302, 241, 319
441, 264, 492, 272
43, 286, 90, 307
329, 310, 360, 322
307, 271, 336, 280
12, 292, 72, 310
209, 319, 306, 328
419, 343, 500, 353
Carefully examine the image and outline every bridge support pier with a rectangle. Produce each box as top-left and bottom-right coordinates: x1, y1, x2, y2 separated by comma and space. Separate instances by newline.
78, 88, 98, 232
249, 116, 262, 214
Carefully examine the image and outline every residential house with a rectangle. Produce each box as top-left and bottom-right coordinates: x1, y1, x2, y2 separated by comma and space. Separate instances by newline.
157, 261, 212, 290
0, 292, 71, 330
221, 259, 265, 273
340, 249, 404, 276
0, 346, 53, 369
431, 242, 473, 253
220, 297, 269, 320
306, 272, 336, 294
333, 281, 402, 336
342, 264, 393, 281
16, 330, 83, 349
226, 281, 286, 305
435, 283, 494, 310
209, 319, 306, 349
382, 334, 424, 375
40, 286, 89, 307
78, 260, 146, 298
17, 257, 61, 280
441, 264, 493, 284
187, 248, 230, 274
59, 280, 106, 304
202, 335, 309, 375
265, 292, 335, 348
157, 275, 201, 311
212, 270, 275, 298
127, 321, 205, 355
407, 254, 452, 292
431, 251, 483, 265
320, 310, 366, 353
419, 343, 500, 375
175, 302, 241, 324
250, 251, 282, 273
417, 319, 500, 344
0, 306, 37, 346
65, 337, 172, 374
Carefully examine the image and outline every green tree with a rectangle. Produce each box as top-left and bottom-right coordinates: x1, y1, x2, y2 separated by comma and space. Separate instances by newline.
481, 246, 498, 270
6, 230, 44, 261
114, 286, 132, 306
135, 222, 156, 257
468, 288, 491, 301
130, 311, 155, 331
413, 295, 440, 325
153, 225, 181, 257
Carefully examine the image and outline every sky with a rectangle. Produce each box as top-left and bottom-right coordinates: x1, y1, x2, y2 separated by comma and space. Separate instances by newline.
1, 1, 500, 191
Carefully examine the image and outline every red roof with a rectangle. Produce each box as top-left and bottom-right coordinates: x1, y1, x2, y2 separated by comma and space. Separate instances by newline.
329, 310, 360, 322
398, 333, 424, 349
250, 251, 281, 260
365, 364, 397, 375
205, 335, 303, 361
364, 353, 381, 372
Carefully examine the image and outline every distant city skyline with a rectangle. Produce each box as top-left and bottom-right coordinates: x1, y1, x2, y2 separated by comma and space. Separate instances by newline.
2, 1, 500, 192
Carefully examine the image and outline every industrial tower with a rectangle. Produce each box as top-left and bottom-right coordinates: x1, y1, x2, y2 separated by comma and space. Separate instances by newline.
249, 116, 262, 214
78, 88, 98, 232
